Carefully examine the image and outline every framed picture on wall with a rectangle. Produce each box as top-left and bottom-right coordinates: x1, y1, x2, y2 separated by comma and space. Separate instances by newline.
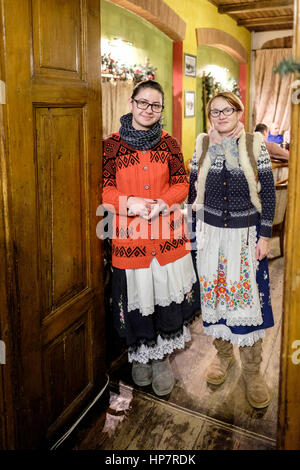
184, 53, 196, 77
185, 91, 195, 117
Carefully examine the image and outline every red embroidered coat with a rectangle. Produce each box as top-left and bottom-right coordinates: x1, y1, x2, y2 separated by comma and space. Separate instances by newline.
102, 130, 191, 269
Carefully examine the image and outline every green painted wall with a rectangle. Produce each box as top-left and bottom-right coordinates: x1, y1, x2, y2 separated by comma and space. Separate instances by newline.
164, 0, 251, 160
101, 0, 173, 133
196, 46, 240, 136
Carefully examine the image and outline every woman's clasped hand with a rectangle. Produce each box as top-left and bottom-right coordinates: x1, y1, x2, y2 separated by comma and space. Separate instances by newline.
127, 196, 167, 220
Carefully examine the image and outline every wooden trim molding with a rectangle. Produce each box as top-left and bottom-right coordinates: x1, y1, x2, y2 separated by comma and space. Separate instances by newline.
219, 1, 294, 15
106, 0, 186, 41
238, 15, 294, 28
278, 0, 300, 451
239, 64, 247, 124
196, 28, 248, 64
0, 105, 18, 450
262, 36, 293, 49
0, 1, 18, 449
172, 41, 183, 145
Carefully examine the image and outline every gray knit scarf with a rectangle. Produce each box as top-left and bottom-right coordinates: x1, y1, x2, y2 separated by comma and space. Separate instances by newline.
119, 112, 162, 150
208, 137, 241, 171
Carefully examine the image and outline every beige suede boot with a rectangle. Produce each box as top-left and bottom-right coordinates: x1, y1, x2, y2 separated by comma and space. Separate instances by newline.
239, 339, 270, 409
206, 338, 236, 385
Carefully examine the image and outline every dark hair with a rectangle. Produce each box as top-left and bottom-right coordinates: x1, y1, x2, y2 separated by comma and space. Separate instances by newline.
254, 123, 268, 134
131, 80, 164, 104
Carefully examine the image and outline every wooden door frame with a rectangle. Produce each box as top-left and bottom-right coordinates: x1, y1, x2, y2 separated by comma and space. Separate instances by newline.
0, 109, 18, 450
0, 0, 105, 449
278, 0, 300, 450
1, 0, 300, 452
0, 0, 19, 448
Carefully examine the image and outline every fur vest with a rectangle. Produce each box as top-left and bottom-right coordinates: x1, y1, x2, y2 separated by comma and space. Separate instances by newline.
192, 131, 264, 213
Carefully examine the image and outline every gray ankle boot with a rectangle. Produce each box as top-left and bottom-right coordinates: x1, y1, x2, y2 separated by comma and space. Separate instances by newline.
152, 357, 175, 396
132, 361, 152, 386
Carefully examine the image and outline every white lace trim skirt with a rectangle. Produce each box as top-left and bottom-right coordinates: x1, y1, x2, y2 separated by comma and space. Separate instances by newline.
128, 326, 191, 363
203, 324, 266, 347
125, 253, 197, 363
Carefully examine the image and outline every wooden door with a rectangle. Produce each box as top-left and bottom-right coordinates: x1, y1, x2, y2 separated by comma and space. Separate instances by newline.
0, 0, 105, 449
278, 0, 300, 450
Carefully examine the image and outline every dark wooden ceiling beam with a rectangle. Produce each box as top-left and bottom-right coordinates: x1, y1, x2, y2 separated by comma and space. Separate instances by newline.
238, 14, 293, 27
219, 0, 293, 14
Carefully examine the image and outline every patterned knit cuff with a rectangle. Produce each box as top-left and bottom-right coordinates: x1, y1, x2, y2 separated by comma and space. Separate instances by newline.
260, 223, 272, 238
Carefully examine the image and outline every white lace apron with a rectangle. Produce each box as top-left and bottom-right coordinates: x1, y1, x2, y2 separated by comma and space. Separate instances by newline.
196, 221, 263, 327
126, 253, 196, 316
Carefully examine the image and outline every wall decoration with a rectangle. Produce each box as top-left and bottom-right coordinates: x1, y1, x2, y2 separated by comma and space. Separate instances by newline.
184, 54, 197, 77
185, 91, 195, 117
101, 53, 157, 84
274, 57, 300, 76
202, 70, 241, 101
201, 71, 241, 132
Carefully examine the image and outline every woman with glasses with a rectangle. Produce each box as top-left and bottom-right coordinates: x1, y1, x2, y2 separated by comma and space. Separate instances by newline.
188, 92, 276, 409
102, 80, 200, 396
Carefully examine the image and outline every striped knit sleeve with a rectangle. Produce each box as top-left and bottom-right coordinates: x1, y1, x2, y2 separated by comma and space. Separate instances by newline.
102, 139, 128, 215
187, 147, 198, 249
187, 147, 198, 205
257, 142, 276, 238
160, 137, 189, 207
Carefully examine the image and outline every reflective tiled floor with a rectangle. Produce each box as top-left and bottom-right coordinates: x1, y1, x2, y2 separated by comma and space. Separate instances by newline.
62, 237, 283, 450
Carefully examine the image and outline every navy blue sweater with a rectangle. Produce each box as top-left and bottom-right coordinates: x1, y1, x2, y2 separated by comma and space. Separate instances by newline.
188, 140, 276, 239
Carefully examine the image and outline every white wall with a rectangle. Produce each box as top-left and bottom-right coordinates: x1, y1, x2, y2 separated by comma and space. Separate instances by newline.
252, 29, 293, 50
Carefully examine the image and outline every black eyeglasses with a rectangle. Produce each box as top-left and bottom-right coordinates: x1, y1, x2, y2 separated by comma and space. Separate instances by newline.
132, 98, 164, 113
209, 107, 237, 118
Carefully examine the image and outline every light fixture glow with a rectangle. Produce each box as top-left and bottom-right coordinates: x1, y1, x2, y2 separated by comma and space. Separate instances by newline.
200, 64, 233, 90
101, 37, 135, 65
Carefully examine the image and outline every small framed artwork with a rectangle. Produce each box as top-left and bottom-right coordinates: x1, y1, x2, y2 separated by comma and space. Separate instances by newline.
184, 53, 196, 77
184, 91, 195, 118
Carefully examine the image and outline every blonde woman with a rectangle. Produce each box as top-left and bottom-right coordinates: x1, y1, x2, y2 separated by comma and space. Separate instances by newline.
189, 92, 276, 408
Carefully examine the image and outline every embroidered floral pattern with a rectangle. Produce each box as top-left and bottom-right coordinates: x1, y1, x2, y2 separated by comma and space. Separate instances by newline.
118, 295, 126, 329
260, 292, 265, 309
200, 243, 254, 312
185, 288, 195, 304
